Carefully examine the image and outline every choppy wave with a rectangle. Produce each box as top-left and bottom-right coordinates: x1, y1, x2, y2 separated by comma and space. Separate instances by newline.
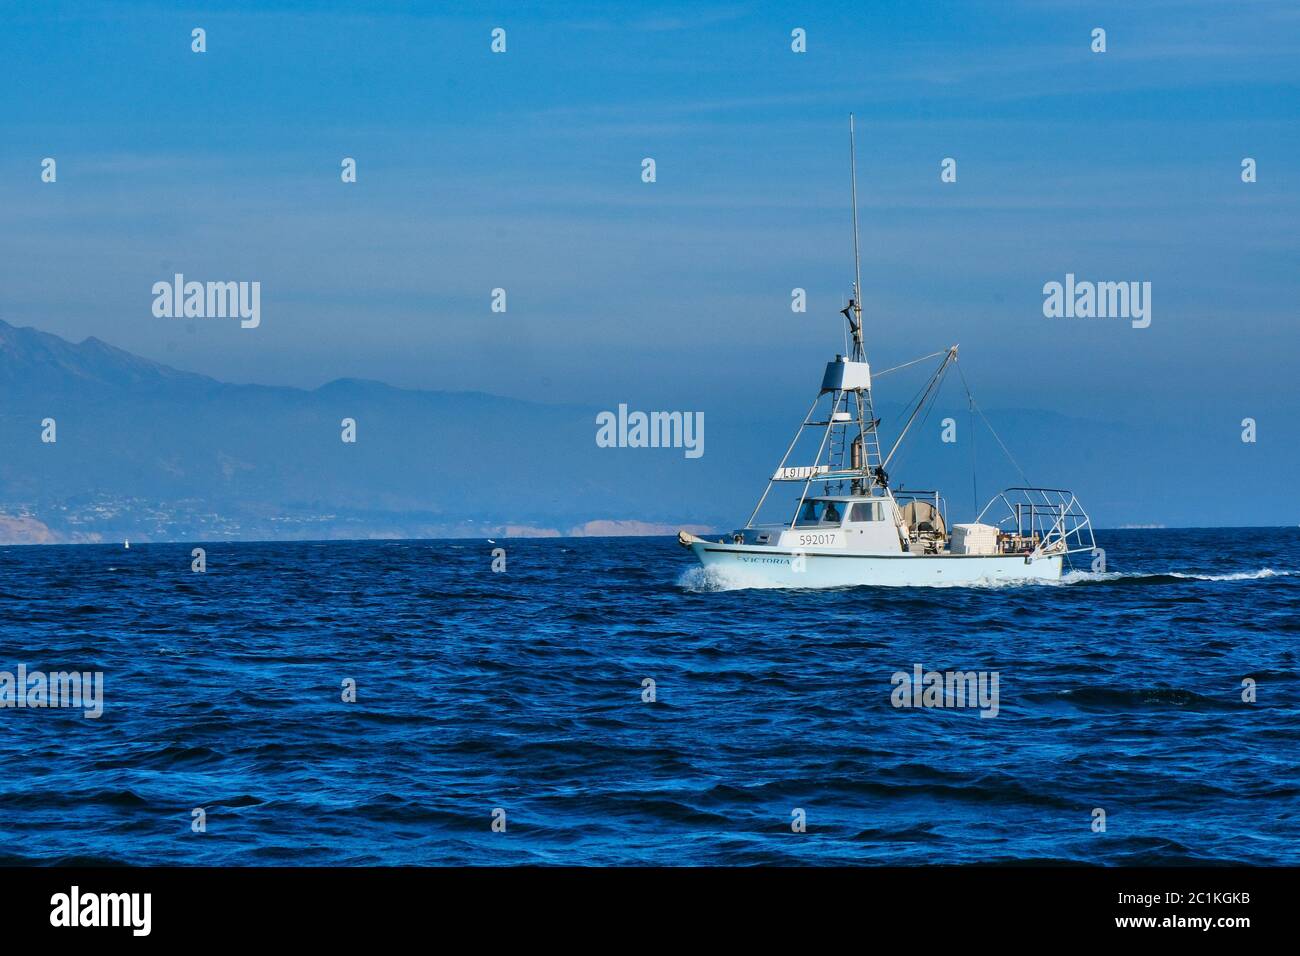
1, 529, 1298, 866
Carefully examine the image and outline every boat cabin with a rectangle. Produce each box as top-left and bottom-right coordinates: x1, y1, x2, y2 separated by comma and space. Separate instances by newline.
794, 496, 888, 527
778, 495, 905, 554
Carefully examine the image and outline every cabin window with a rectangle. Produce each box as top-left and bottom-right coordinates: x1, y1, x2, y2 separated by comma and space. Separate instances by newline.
849, 501, 878, 522
797, 500, 845, 526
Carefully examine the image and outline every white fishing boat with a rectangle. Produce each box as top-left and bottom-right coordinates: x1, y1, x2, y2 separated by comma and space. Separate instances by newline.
678, 117, 1095, 588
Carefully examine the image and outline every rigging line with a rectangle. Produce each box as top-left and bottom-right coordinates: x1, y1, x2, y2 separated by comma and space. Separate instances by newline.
885, 351, 947, 450
968, 388, 978, 515
791, 389, 844, 526
887, 375, 944, 476
881, 349, 955, 469
872, 349, 949, 379
746, 391, 824, 527
893, 375, 933, 436
883, 350, 952, 475
953, 360, 1031, 486
878, 374, 934, 473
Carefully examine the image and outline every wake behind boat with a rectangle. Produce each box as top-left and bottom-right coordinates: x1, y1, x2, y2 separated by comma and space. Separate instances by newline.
678, 116, 1094, 588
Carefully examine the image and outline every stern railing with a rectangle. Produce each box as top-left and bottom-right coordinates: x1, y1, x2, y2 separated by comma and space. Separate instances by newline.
975, 487, 1095, 559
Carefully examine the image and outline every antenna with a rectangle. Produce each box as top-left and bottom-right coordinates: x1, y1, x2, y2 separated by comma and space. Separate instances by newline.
848, 114, 865, 361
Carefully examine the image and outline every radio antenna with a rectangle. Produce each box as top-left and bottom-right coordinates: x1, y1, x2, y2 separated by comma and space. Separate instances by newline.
848, 113, 865, 361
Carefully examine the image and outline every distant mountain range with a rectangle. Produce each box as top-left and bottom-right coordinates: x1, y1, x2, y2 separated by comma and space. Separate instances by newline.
0, 319, 727, 543
1, 319, 1293, 543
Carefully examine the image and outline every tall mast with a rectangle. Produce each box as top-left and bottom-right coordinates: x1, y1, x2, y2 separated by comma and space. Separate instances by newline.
746, 118, 887, 527
848, 113, 865, 362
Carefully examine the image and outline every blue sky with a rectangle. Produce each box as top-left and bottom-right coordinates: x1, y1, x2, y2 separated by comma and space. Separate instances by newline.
1, 0, 1298, 524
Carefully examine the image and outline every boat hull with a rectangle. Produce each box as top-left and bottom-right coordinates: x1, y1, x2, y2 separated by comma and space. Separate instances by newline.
688, 540, 1062, 588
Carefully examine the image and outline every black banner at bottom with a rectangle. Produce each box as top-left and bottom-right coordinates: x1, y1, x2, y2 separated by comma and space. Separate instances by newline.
0, 865, 1282, 941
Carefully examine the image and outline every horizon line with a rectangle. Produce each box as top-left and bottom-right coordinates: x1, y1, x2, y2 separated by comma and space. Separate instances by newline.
3, 524, 1299, 548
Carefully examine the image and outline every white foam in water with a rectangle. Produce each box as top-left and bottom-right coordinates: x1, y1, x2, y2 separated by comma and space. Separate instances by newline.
1054, 569, 1121, 585
677, 565, 794, 592
1167, 568, 1291, 581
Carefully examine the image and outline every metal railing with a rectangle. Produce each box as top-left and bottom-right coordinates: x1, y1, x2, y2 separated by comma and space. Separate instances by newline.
975, 487, 1095, 558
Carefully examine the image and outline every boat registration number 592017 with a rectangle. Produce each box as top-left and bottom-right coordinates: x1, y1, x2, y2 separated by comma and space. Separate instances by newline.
797, 532, 838, 547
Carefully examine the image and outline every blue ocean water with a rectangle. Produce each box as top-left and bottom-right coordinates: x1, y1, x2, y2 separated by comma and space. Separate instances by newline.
0, 529, 1297, 866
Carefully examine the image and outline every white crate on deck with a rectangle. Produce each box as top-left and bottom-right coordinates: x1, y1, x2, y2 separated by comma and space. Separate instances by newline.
950, 522, 999, 555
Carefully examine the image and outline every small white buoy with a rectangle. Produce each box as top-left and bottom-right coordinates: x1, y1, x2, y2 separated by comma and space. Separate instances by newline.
124, 539, 130, 549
